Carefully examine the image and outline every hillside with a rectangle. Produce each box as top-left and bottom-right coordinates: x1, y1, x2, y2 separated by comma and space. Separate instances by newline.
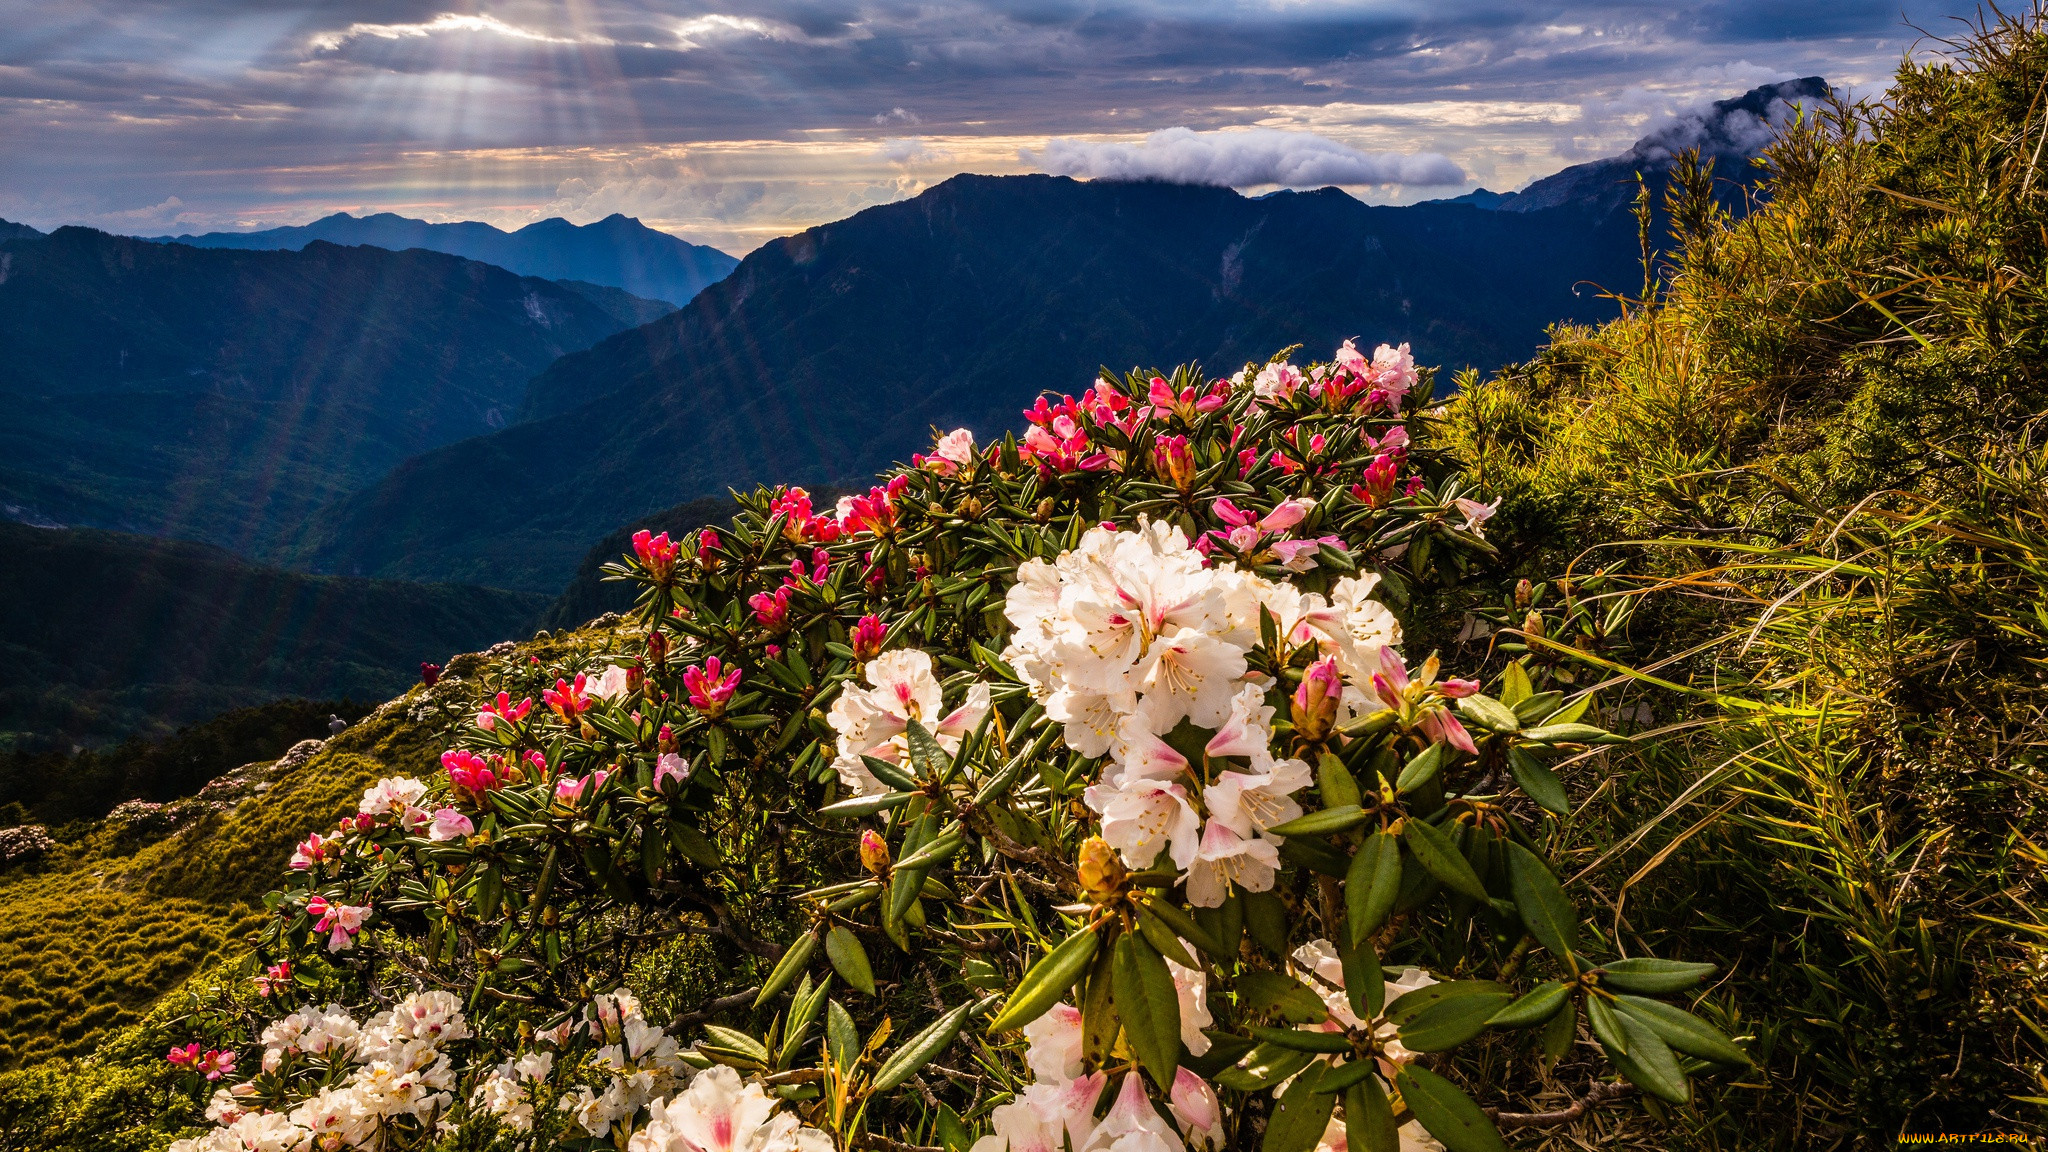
0, 521, 543, 749
0, 228, 649, 554
149, 211, 737, 308
296, 174, 1645, 591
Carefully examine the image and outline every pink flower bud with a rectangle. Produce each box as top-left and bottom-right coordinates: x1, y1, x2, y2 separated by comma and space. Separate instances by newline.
859, 829, 892, 875
1291, 657, 1343, 741
851, 614, 887, 661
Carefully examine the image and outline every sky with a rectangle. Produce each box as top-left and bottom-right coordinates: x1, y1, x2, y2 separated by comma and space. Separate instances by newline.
0, 1, 1977, 254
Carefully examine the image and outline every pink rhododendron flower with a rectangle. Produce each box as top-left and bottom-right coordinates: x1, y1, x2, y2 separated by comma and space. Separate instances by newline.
167, 1043, 201, 1068
1292, 657, 1343, 741
1151, 434, 1196, 491
1170, 1068, 1224, 1151
290, 832, 338, 871
655, 752, 691, 788
254, 962, 291, 997
696, 527, 723, 568
543, 673, 591, 723
442, 749, 502, 798
850, 614, 887, 661
1453, 496, 1500, 539
749, 586, 792, 633
198, 1049, 236, 1081
475, 691, 533, 731
305, 896, 370, 952
770, 487, 842, 544
914, 427, 977, 474
1352, 452, 1402, 507
428, 808, 475, 842
683, 656, 742, 716
1269, 535, 1344, 572
632, 529, 681, 581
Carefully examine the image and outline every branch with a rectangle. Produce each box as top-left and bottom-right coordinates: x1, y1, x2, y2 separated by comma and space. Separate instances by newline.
861, 1135, 944, 1152
1486, 1081, 1636, 1129
668, 986, 762, 1029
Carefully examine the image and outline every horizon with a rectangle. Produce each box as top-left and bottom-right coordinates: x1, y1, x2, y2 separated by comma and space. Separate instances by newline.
2, 2, 1979, 255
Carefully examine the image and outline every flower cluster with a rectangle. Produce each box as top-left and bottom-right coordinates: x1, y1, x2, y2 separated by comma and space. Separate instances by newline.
1001, 519, 1400, 905
827, 648, 990, 795
556, 990, 687, 1138
170, 992, 471, 1152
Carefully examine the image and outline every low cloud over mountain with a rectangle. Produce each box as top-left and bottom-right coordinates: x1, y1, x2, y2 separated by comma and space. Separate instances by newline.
1033, 128, 1464, 190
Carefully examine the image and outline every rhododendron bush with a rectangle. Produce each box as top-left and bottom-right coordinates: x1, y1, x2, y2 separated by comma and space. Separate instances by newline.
169, 343, 1747, 1151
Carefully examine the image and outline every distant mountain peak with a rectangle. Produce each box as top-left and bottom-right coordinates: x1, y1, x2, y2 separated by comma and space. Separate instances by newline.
141, 211, 737, 307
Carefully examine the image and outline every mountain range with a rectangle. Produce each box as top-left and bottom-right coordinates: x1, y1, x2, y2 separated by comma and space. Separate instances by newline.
0, 521, 543, 749
0, 229, 663, 554
149, 212, 737, 308
295, 173, 1647, 590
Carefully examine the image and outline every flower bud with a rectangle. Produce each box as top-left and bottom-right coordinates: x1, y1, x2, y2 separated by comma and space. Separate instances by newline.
859, 829, 892, 876
1150, 434, 1197, 492
645, 629, 669, 667
1514, 578, 1532, 609
851, 614, 887, 662
1523, 610, 1545, 640
1035, 497, 1056, 522
1291, 657, 1343, 742
1076, 836, 1127, 898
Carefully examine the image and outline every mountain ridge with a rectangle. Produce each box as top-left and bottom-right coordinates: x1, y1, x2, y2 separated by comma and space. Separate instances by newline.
148, 211, 737, 309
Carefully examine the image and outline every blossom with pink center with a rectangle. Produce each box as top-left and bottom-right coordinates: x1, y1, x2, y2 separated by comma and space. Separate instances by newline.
629, 1064, 833, 1152
1252, 361, 1304, 403
1022, 1002, 1086, 1083
655, 752, 691, 789
850, 614, 887, 661
555, 771, 608, 806
305, 895, 370, 952
969, 1073, 1106, 1152
1453, 496, 1500, 539
428, 808, 475, 842
1183, 819, 1282, 908
838, 479, 906, 537
1086, 1071, 1181, 1152
1269, 536, 1345, 573
915, 427, 978, 474
197, 1049, 237, 1081
167, 1042, 201, 1068
683, 656, 742, 716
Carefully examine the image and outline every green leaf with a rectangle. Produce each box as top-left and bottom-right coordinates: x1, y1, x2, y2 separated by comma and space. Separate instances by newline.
1385, 980, 1510, 1026
1267, 805, 1369, 837
1547, 693, 1593, 726
1456, 694, 1521, 733
1337, 935, 1385, 1021
1235, 970, 1330, 1024
1538, 995, 1577, 1063
1081, 944, 1119, 1068
1613, 996, 1751, 1066
1216, 1043, 1316, 1092
1504, 842, 1577, 957
1486, 982, 1571, 1029
1313, 1057, 1377, 1095
1507, 747, 1570, 816
1345, 831, 1403, 944
1511, 690, 1563, 723
755, 931, 821, 1007
1395, 743, 1447, 794
1498, 662, 1533, 707
1132, 904, 1198, 968
1403, 818, 1489, 901
1138, 895, 1229, 960
701, 1025, 770, 1066
1394, 1065, 1507, 1152
1317, 753, 1361, 809
1247, 1025, 1352, 1053
987, 922, 1101, 1033
903, 719, 954, 779
1397, 993, 1513, 1052
1243, 888, 1291, 958
826, 999, 858, 1073
817, 791, 916, 819
1586, 994, 1628, 1056
1345, 1076, 1400, 1152
871, 1000, 976, 1092
1520, 722, 1624, 745
824, 926, 877, 997
860, 753, 919, 792
1113, 932, 1182, 1086
1276, 832, 1350, 877
1264, 1071, 1340, 1152
1607, 1008, 1690, 1104
1598, 958, 1718, 993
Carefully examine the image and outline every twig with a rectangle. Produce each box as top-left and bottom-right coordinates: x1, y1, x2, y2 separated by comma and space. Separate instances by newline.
1486, 1081, 1636, 1129
668, 986, 762, 1028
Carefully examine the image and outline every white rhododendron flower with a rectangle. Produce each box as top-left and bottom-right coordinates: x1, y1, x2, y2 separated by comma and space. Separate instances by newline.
626, 1064, 832, 1152
1183, 819, 1282, 908
1023, 1003, 1087, 1084
969, 1073, 1107, 1152
358, 776, 427, 817
827, 649, 991, 795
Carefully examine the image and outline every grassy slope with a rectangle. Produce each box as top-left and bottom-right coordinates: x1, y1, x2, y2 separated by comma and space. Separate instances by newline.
1438, 18, 2048, 1143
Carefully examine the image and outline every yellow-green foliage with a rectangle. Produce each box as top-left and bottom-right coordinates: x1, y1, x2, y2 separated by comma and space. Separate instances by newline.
1439, 12, 2048, 1142
0, 687, 442, 1073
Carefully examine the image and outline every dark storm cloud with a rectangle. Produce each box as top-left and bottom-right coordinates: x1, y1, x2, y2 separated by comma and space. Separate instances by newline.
0, 0, 1973, 243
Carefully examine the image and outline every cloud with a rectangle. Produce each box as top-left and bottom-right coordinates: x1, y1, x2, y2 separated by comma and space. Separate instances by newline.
874, 107, 921, 126
309, 13, 609, 54
1031, 128, 1466, 189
